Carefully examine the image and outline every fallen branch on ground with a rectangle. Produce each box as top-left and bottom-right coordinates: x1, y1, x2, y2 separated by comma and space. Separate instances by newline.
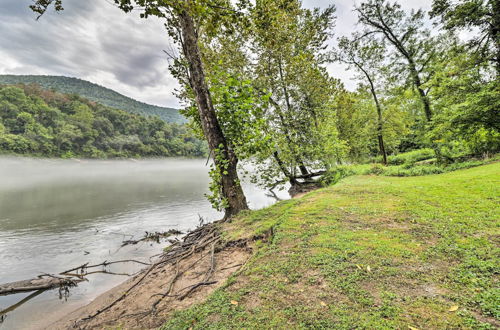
75, 222, 221, 324
121, 230, 183, 247
59, 259, 151, 277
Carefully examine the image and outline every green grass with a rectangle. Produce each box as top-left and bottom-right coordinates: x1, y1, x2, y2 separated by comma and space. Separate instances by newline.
320, 153, 499, 184
163, 163, 500, 329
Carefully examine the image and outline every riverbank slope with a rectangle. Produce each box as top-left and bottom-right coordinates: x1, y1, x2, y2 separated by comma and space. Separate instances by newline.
54, 162, 499, 329
165, 162, 499, 329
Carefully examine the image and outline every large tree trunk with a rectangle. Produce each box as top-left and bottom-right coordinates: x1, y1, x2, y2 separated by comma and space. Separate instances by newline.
178, 9, 248, 219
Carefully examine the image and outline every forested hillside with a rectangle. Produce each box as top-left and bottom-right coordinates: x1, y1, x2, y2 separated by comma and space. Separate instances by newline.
0, 84, 206, 158
0, 75, 185, 123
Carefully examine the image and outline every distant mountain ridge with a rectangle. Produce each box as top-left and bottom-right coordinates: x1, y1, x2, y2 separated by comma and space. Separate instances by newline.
0, 75, 185, 123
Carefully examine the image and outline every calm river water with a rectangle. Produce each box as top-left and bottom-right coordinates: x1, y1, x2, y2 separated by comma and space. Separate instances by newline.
0, 157, 288, 329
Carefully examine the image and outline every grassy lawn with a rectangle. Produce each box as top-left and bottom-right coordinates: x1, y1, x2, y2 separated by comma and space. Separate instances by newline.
163, 163, 499, 329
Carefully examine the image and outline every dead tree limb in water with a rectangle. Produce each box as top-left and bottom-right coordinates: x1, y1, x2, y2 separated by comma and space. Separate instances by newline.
0, 276, 82, 296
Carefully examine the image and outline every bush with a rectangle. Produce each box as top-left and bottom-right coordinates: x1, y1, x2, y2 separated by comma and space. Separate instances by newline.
385, 148, 435, 165
320, 166, 357, 186
368, 163, 385, 175
383, 165, 445, 177
0, 133, 34, 153
321, 154, 498, 185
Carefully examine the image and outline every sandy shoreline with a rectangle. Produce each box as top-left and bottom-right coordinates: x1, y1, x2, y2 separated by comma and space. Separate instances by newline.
46, 238, 251, 329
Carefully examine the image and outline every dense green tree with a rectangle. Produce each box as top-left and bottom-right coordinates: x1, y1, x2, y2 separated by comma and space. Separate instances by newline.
0, 85, 206, 158
336, 35, 389, 164
427, 49, 500, 158
0, 75, 183, 123
356, 0, 437, 122
246, 0, 344, 188
430, 0, 500, 75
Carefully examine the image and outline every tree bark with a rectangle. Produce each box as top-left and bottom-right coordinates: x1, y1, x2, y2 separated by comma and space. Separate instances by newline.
178, 8, 248, 219
277, 57, 310, 176
369, 82, 388, 165
0, 277, 81, 295
408, 59, 433, 122
492, 0, 500, 77
355, 63, 388, 164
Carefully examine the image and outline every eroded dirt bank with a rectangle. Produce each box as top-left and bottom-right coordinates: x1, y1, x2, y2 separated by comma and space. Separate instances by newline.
49, 223, 254, 329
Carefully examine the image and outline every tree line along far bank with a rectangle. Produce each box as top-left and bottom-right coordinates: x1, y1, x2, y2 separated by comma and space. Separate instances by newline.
0, 84, 207, 158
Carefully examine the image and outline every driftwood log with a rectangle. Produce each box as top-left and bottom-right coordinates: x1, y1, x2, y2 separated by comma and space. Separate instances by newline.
0, 276, 81, 296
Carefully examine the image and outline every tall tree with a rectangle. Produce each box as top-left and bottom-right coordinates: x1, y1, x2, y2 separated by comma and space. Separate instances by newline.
356, 0, 436, 122
30, 0, 249, 218
247, 0, 342, 188
336, 35, 388, 164
430, 0, 500, 76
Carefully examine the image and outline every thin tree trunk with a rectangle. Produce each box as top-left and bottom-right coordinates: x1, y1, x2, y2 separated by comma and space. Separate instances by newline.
371, 91, 387, 165
273, 151, 299, 186
408, 59, 432, 122
492, 0, 500, 77
368, 8, 433, 122
356, 63, 388, 165
277, 57, 310, 176
178, 9, 248, 219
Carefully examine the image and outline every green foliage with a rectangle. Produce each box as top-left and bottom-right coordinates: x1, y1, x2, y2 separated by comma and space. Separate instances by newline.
334, 89, 414, 162
164, 163, 500, 329
321, 150, 497, 181
382, 148, 436, 165
0, 85, 207, 158
431, 82, 500, 158
430, 0, 499, 74
210, 70, 270, 159
319, 166, 357, 186
0, 75, 185, 123
245, 0, 345, 186
382, 164, 445, 176
206, 146, 230, 212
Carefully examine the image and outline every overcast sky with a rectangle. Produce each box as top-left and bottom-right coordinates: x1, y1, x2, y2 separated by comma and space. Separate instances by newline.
0, 0, 432, 108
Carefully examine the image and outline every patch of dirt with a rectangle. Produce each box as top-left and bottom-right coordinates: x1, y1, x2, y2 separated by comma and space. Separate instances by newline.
49, 239, 252, 329
290, 182, 322, 198
231, 268, 347, 316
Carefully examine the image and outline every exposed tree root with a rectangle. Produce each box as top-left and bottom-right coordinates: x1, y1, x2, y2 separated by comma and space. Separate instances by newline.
70, 222, 224, 327
121, 229, 183, 247
50, 221, 256, 329
60, 259, 151, 277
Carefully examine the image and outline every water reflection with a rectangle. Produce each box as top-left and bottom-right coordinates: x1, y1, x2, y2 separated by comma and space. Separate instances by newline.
0, 157, 288, 329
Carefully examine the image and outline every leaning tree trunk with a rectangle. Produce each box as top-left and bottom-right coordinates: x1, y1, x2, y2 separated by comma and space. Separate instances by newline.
178, 9, 248, 219
358, 63, 388, 165
372, 93, 387, 165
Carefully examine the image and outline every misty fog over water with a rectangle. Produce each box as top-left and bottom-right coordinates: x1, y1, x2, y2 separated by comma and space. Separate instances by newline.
0, 157, 288, 329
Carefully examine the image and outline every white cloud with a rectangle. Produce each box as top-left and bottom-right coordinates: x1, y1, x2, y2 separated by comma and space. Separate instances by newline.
0, 0, 434, 105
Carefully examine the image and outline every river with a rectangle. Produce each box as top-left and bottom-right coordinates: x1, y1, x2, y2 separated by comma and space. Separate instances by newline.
0, 157, 288, 329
